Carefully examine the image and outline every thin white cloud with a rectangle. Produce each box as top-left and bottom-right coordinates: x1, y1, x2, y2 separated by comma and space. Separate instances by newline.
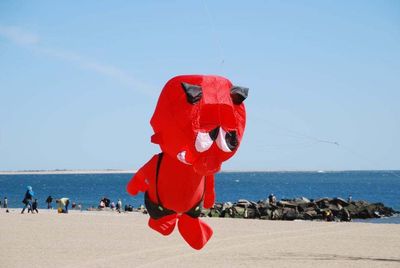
0, 25, 40, 45
38, 47, 155, 95
0, 24, 155, 95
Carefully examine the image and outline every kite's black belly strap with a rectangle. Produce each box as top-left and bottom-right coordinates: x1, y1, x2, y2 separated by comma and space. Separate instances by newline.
144, 153, 204, 220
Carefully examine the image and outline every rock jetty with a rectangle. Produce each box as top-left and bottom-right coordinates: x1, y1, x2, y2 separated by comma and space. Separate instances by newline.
201, 197, 398, 221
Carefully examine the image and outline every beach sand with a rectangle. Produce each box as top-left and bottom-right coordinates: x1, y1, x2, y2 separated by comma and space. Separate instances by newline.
0, 210, 399, 268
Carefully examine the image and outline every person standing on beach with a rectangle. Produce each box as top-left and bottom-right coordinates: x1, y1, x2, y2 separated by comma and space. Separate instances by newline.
21, 186, 34, 214
348, 195, 352, 204
116, 199, 122, 213
46, 195, 53, 209
268, 193, 277, 205
4, 197, 9, 213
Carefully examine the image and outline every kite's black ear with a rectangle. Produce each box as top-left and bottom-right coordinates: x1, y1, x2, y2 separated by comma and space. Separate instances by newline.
230, 86, 249, 104
181, 82, 203, 104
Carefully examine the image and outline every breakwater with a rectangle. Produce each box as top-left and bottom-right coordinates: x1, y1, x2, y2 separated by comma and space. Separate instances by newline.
201, 197, 398, 221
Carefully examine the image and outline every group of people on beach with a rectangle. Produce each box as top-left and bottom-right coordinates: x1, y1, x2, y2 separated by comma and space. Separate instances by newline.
5, 186, 125, 214
98, 197, 123, 213
19, 186, 71, 214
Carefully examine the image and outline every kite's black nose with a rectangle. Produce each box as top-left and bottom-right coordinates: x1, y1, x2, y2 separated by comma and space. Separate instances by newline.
208, 127, 219, 141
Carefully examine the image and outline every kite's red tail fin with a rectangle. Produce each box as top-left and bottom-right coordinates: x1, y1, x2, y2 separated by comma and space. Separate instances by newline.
148, 214, 178, 236
177, 214, 213, 250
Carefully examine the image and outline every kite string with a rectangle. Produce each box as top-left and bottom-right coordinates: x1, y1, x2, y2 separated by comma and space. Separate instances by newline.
253, 113, 400, 179
201, 0, 225, 72
252, 113, 340, 146
339, 144, 400, 179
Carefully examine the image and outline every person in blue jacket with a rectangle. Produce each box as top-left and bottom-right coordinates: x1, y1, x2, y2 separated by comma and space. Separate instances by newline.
21, 186, 34, 214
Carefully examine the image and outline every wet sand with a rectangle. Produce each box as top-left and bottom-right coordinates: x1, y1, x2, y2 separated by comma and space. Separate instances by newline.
0, 209, 399, 268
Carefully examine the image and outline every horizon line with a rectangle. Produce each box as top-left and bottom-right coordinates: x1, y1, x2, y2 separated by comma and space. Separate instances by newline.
0, 168, 400, 175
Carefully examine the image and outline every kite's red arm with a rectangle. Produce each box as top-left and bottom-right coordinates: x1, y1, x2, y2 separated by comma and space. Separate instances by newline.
203, 174, 215, 209
126, 155, 157, 196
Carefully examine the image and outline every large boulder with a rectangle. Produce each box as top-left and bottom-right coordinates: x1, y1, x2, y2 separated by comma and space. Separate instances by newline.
315, 198, 331, 209
277, 200, 298, 209
332, 197, 349, 207
282, 208, 300, 220
347, 201, 396, 218
303, 209, 318, 220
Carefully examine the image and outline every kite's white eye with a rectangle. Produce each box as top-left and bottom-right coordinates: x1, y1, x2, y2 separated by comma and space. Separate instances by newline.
195, 132, 213, 152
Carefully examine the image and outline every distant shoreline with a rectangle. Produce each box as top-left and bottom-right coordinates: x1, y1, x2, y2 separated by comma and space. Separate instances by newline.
0, 169, 399, 175
0, 169, 137, 175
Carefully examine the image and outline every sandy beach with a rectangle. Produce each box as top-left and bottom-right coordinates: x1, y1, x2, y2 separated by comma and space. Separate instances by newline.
0, 210, 399, 268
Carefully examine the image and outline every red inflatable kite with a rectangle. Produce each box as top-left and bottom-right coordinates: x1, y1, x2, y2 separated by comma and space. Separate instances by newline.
127, 75, 248, 249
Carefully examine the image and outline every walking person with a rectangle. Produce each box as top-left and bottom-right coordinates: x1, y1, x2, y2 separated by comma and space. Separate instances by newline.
21, 186, 34, 214
46, 195, 53, 209
32, 199, 39, 213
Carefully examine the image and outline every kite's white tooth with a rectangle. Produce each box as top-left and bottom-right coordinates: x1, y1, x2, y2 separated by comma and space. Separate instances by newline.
216, 127, 232, 152
177, 151, 191, 165
195, 132, 213, 152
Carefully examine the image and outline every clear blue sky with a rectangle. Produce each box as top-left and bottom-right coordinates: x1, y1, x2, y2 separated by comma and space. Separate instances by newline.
0, 1, 399, 171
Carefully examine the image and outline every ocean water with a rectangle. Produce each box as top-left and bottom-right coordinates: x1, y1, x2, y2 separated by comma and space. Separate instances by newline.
0, 171, 399, 222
